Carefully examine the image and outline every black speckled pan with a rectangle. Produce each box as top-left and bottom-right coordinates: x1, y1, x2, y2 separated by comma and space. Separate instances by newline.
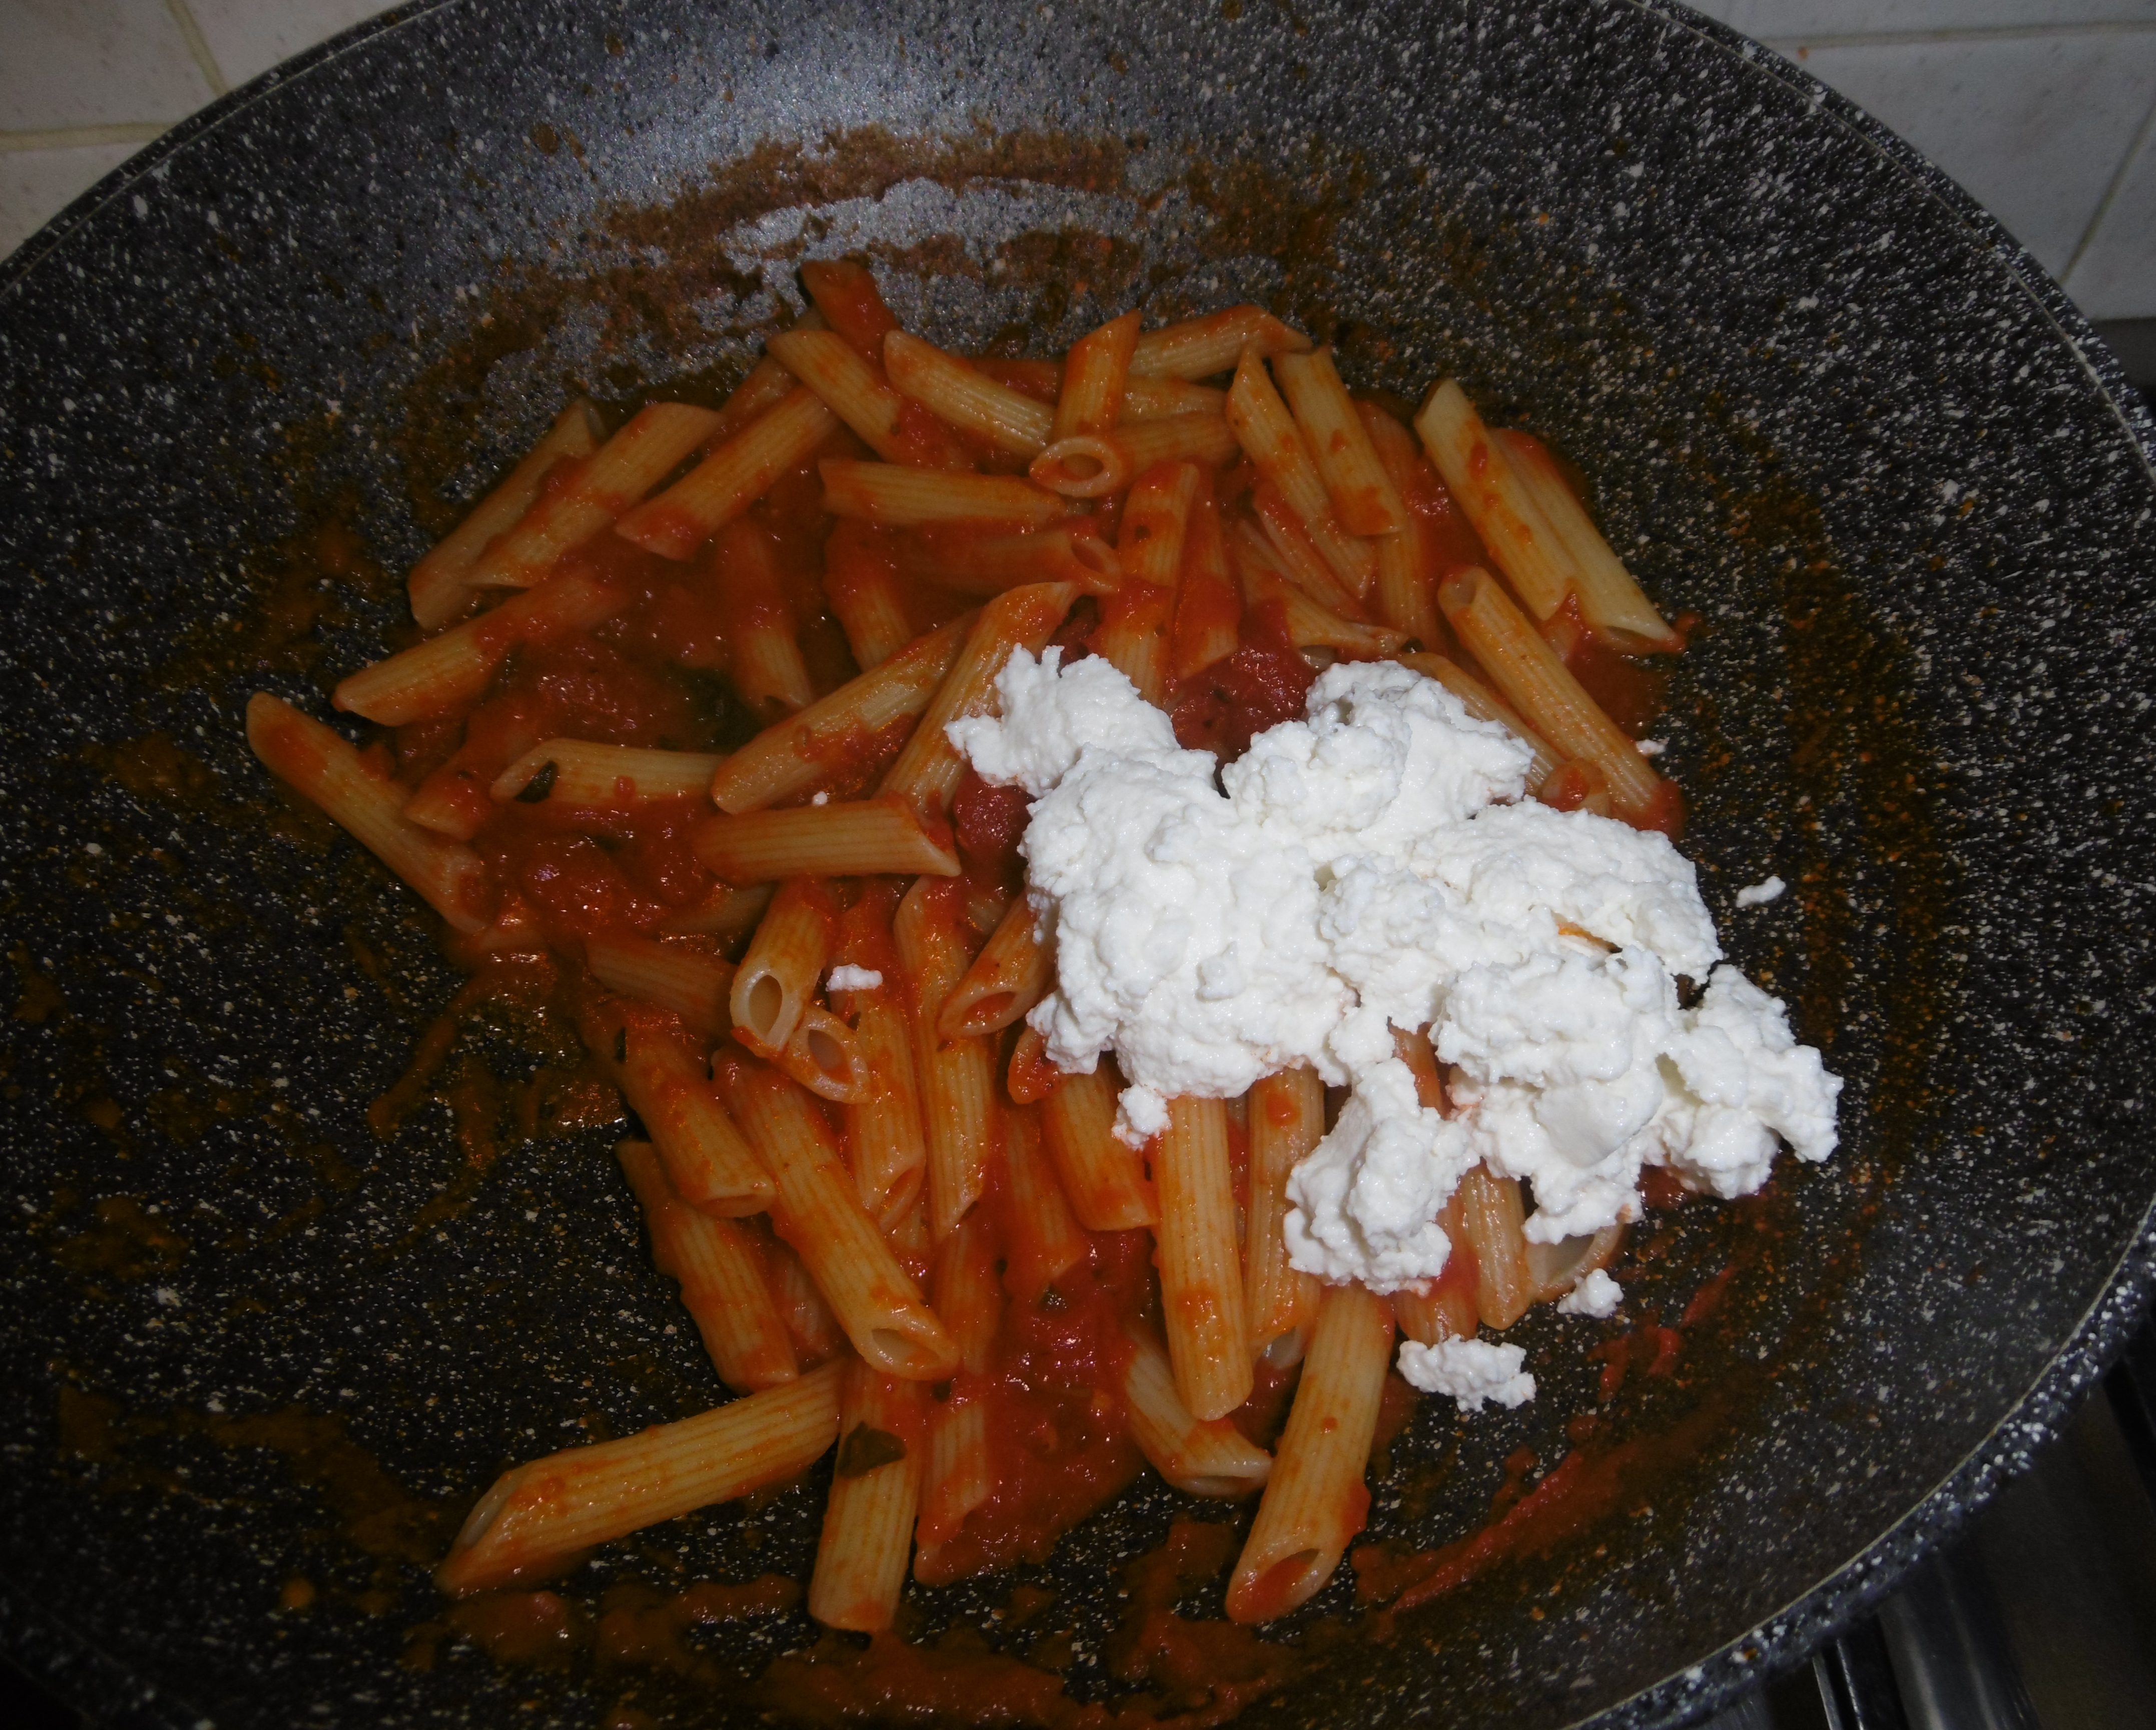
4, 1, 2153, 1725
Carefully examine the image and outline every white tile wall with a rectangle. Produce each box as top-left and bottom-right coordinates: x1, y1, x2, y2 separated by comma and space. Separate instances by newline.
1, 0, 2152, 324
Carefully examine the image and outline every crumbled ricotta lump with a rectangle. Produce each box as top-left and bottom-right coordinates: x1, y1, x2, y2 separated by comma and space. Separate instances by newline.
951, 651, 1841, 1384
1556, 1267, 1624, 1319
1396, 1337, 1536, 1410
1734, 875, 1786, 907
826, 965, 884, 992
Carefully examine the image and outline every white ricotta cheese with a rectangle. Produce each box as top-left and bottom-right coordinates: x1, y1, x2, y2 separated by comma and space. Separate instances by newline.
950, 649, 1842, 1324
1735, 875, 1786, 907
826, 965, 883, 992
1556, 1268, 1624, 1318
1396, 1337, 1537, 1410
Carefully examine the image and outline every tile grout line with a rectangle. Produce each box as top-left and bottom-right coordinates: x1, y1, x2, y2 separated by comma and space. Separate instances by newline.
2062, 87, 2156, 290
163, 0, 230, 98
0, 124, 170, 155
1759, 20, 2156, 50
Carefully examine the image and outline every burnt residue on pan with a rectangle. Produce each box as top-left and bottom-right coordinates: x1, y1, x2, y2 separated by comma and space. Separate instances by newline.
4, 0, 2155, 1727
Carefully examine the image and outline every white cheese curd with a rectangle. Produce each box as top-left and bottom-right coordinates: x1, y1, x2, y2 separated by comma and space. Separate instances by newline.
1556, 1268, 1624, 1319
1735, 874, 1786, 907
951, 649, 1841, 1377
825, 965, 883, 992
1396, 1337, 1537, 1410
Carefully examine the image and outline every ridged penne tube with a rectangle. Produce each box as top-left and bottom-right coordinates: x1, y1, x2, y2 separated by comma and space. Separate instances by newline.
1129, 305, 1311, 379
409, 399, 604, 629
919, 1399, 991, 1552
1120, 376, 1228, 420
771, 1238, 847, 1365
435, 1361, 844, 1597
463, 401, 723, 590
332, 568, 626, 726
404, 717, 547, 839
1002, 1106, 1088, 1303
1225, 1284, 1394, 1623
731, 879, 839, 1056
1040, 1062, 1155, 1231
1523, 1222, 1627, 1307
1359, 404, 1448, 646
929, 1214, 1005, 1374
1414, 380, 1575, 621
1104, 412, 1240, 475
1436, 568, 1666, 822
1096, 462, 1199, 707
1493, 429, 1681, 651
1054, 310, 1141, 437
824, 520, 916, 671
717, 1059, 960, 1381
885, 330, 1054, 456
894, 878, 999, 1241
661, 882, 775, 941
587, 934, 735, 1039
938, 897, 1051, 1040
614, 388, 840, 561
1244, 1068, 1323, 1360
595, 1006, 774, 1218
800, 259, 902, 359
893, 525, 1120, 596
878, 581, 1080, 815
1156, 1095, 1253, 1422
713, 518, 816, 715
770, 328, 930, 466
1005, 1024, 1060, 1107
775, 1004, 870, 1105
809, 1361, 929, 1631
1170, 477, 1241, 682
821, 461, 1067, 531
1273, 349, 1409, 537
1394, 651, 1560, 790
1123, 1324, 1274, 1499
1245, 487, 1366, 617
1455, 1162, 1535, 1330
1029, 433, 1133, 500
618, 1140, 796, 1392
1226, 352, 1377, 598
708, 615, 973, 814
692, 797, 962, 884
847, 997, 928, 1227
491, 740, 726, 807
707, 333, 817, 445
245, 694, 491, 933
1240, 559, 1408, 660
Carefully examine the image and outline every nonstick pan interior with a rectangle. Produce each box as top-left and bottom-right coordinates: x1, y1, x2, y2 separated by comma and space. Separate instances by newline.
4, 1, 2155, 1726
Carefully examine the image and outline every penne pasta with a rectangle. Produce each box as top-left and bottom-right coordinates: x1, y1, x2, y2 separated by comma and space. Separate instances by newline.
613, 388, 839, 561
918, 1398, 992, 1556
404, 717, 549, 840
692, 797, 962, 883
1244, 1068, 1323, 1362
731, 879, 839, 1056
436, 1361, 845, 1596
586, 999, 775, 1218
1054, 311, 1141, 439
1225, 351, 1377, 598
770, 1237, 847, 1366
1493, 428, 1682, 652
885, 330, 1054, 456
1129, 305, 1312, 379
618, 1140, 797, 1392
1095, 462, 1200, 706
893, 524, 1120, 597
800, 259, 902, 360
1169, 474, 1242, 682
1238, 557, 1409, 661
823, 519, 918, 671
894, 877, 1000, 1241
246, 694, 491, 933
1244, 486, 1367, 618
1001, 1105, 1089, 1303
771, 327, 945, 468
713, 517, 816, 716
1120, 376, 1228, 420
587, 933, 734, 1039
1039, 1060, 1156, 1231
878, 581, 1080, 815
1454, 1162, 1535, 1331
661, 881, 775, 942
1523, 1221, 1628, 1307
708, 614, 974, 814
809, 1361, 929, 1631
917, 1216, 1003, 1550
1414, 379, 1574, 621
1103, 411, 1240, 476
820, 460, 1068, 531
1122, 1323, 1273, 1499
1358, 403, 1449, 646
490, 740, 726, 808
332, 567, 626, 727
1224, 1284, 1394, 1623
716, 1056, 960, 1380
833, 884, 929, 1228
937, 896, 1051, 1040
463, 401, 722, 591
1154, 1095, 1253, 1423
1436, 567, 1667, 823
775, 1003, 871, 1106
1273, 348, 1409, 538
1028, 432, 1132, 501
409, 399, 604, 629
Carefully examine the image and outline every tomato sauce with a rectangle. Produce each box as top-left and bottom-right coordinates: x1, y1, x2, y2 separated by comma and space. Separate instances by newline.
1168, 600, 1316, 759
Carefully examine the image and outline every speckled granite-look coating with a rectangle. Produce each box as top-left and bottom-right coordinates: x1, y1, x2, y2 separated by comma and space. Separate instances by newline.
3, 1, 2153, 1726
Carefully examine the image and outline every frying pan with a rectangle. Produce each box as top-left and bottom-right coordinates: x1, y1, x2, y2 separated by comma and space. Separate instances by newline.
4, 0, 2154, 1724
